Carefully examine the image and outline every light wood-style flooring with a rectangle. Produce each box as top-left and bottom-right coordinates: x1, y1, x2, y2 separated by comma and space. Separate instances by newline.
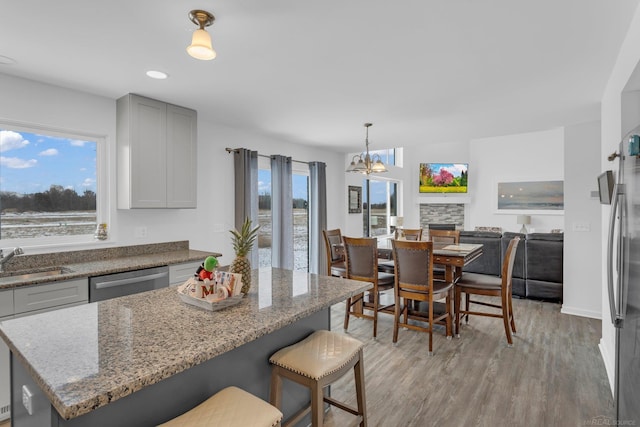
0, 296, 613, 427
323, 295, 614, 427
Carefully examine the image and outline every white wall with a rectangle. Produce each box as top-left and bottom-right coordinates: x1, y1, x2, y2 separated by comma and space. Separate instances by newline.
562, 121, 602, 318
600, 4, 640, 393
0, 73, 605, 328
0, 74, 345, 265
469, 129, 565, 233
342, 140, 470, 237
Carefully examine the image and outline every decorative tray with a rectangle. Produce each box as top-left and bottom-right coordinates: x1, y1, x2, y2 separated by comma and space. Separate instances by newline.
177, 272, 244, 312
178, 292, 244, 312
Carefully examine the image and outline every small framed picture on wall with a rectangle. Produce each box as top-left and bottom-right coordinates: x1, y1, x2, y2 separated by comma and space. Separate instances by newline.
348, 186, 362, 213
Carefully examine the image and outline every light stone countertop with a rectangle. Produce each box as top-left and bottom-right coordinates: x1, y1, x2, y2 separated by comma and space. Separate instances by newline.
0, 241, 221, 289
0, 267, 372, 420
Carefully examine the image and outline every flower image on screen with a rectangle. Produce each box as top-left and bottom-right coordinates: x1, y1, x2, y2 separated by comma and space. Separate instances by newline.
419, 163, 468, 193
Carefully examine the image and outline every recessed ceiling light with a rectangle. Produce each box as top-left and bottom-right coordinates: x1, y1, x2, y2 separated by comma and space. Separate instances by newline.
146, 70, 169, 79
0, 55, 16, 65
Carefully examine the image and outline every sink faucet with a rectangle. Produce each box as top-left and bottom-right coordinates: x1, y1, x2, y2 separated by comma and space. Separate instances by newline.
0, 247, 24, 272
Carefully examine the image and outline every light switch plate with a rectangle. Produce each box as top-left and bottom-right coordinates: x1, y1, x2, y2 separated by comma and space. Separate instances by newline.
572, 222, 591, 232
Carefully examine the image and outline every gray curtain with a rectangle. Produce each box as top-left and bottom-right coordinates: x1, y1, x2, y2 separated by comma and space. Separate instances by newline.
233, 148, 258, 266
271, 155, 293, 269
309, 162, 327, 275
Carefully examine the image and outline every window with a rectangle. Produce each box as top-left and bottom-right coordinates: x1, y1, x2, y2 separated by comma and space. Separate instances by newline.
369, 148, 396, 166
292, 172, 309, 272
363, 178, 398, 238
257, 162, 309, 271
0, 123, 105, 246
258, 167, 272, 268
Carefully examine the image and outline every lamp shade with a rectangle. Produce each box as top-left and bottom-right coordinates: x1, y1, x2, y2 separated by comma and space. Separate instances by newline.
516, 215, 531, 225
187, 29, 216, 60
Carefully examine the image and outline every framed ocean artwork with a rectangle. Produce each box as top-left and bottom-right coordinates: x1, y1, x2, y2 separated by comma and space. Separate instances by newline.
496, 180, 564, 213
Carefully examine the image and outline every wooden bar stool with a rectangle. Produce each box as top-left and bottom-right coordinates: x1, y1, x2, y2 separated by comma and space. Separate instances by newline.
158, 386, 283, 427
269, 330, 367, 427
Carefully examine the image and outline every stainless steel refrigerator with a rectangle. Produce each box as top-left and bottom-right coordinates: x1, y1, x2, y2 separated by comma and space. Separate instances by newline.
605, 136, 640, 424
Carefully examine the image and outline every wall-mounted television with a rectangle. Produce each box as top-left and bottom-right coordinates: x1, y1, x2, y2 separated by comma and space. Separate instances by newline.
419, 163, 468, 193
597, 170, 614, 204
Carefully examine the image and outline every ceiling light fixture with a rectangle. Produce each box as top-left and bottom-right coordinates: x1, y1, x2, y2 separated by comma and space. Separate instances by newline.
346, 123, 388, 174
146, 70, 168, 79
187, 9, 217, 60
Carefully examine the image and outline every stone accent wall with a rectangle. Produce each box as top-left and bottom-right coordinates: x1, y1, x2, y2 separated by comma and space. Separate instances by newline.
419, 204, 464, 229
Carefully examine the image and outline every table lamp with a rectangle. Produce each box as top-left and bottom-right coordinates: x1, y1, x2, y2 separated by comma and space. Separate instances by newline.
517, 215, 531, 234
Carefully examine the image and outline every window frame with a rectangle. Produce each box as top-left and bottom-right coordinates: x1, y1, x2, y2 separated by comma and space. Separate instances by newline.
0, 120, 108, 249
363, 176, 401, 239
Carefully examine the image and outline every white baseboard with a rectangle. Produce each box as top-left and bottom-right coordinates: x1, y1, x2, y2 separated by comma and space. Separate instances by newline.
560, 304, 601, 319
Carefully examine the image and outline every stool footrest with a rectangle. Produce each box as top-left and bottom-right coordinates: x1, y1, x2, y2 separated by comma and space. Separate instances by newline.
324, 395, 359, 416
282, 405, 311, 427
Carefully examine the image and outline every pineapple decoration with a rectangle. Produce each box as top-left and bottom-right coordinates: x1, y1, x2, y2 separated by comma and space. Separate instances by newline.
229, 217, 260, 295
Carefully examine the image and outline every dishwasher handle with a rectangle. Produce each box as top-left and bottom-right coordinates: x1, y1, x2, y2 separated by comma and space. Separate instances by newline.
94, 271, 169, 290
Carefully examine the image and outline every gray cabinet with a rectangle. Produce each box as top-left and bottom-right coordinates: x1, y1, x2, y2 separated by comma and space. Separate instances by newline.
0, 289, 12, 318
14, 278, 88, 315
169, 261, 200, 286
117, 94, 197, 209
1, 278, 88, 421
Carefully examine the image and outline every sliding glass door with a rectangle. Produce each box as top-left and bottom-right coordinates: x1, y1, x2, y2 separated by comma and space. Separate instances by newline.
258, 166, 309, 271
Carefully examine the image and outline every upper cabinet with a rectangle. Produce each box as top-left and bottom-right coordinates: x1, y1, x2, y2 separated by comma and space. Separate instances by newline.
117, 94, 197, 209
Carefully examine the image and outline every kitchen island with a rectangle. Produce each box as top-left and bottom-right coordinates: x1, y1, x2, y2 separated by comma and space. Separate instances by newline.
0, 268, 371, 427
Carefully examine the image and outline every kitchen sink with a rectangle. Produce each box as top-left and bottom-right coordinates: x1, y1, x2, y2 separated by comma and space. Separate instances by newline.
0, 267, 74, 282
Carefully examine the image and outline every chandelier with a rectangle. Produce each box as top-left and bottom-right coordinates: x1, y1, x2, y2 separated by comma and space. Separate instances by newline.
346, 123, 388, 174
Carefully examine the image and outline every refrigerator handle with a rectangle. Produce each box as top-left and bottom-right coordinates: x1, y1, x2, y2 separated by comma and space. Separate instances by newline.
607, 183, 624, 327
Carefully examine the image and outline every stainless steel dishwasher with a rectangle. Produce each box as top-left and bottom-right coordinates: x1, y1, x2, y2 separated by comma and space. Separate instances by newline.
89, 265, 169, 302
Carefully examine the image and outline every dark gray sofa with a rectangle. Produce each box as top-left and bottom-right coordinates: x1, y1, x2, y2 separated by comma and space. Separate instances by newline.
460, 230, 562, 302
525, 233, 563, 301
459, 231, 503, 276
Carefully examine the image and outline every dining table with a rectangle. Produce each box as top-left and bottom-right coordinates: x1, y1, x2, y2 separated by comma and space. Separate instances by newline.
377, 242, 484, 323
377, 242, 484, 283
333, 240, 483, 321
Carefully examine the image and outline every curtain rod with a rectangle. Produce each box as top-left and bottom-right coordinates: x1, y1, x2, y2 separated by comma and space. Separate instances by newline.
225, 147, 309, 165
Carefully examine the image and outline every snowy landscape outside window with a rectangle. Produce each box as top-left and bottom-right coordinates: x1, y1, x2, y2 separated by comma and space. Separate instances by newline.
0, 125, 101, 244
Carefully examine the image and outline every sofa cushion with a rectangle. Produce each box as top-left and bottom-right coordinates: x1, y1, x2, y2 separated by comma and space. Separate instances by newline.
527, 232, 564, 242
525, 279, 563, 301
525, 236, 563, 283
460, 230, 503, 239
502, 232, 526, 280
459, 231, 502, 276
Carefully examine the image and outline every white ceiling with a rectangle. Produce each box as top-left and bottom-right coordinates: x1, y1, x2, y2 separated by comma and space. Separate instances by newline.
0, 1, 638, 153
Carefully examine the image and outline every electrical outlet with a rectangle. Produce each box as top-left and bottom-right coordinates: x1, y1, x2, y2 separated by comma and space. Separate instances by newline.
134, 226, 147, 238
22, 385, 33, 416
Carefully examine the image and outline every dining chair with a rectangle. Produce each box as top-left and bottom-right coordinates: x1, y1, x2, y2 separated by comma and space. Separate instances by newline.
394, 228, 423, 241
427, 229, 460, 248
454, 237, 520, 346
322, 229, 346, 278
343, 236, 395, 339
391, 240, 454, 355
428, 229, 461, 281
